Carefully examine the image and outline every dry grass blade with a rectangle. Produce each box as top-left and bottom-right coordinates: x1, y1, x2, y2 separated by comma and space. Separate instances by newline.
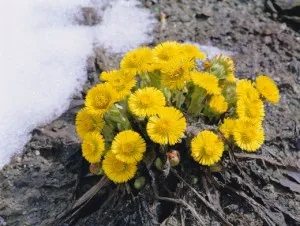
149, 169, 206, 225
171, 169, 232, 226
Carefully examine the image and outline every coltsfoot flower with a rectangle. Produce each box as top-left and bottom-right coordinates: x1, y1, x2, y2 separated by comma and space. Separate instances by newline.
205, 55, 235, 81
128, 87, 166, 117
82, 132, 105, 163
102, 151, 137, 183
120, 47, 154, 74
147, 107, 186, 145
191, 130, 224, 166
85, 83, 118, 115
219, 118, 236, 139
100, 70, 136, 100
181, 43, 206, 60
75, 108, 104, 140
236, 98, 265, 121
191, 71, 221, 95
111, 130, 146, 163
209, 95, 228, 114
153, 41, 181, 65
160, 57, 193, 90
233, 118, 265, 152
255, 75, 280, 104
236, 79, 260, 101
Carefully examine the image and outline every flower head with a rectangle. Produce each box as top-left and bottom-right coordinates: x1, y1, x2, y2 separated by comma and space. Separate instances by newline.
85, 83, 117, 115
209, 95, 228, 114
236, 79, 260, 101
153, 41, 181, 64
100, 70, 136, 100
206, 55, 235, 81
191, 130, 224, 166
111, 130, 146, 163
181, 43, 206, 60
233, 118, 265, 152
236, 98, 265, 121
75, 108, 104, 139
120, 47, 154, 74
160, 57, 193, 90
147, 107, 186, 145
255, 75, 280, 104
219, 118, 236, 139
102, 151, 137, 183
128, 87, 166, 117
82, 132, 105, 163
191, 71, 221, 95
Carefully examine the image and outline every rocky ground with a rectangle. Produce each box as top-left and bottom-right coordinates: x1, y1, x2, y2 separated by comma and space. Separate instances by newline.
1, 0, 300, 225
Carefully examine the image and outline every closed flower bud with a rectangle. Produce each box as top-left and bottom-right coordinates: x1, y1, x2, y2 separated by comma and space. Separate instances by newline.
155, 157, 163, 170
89, 162, 103, 175
167, 150, 180, 167
134, 176, 146, 190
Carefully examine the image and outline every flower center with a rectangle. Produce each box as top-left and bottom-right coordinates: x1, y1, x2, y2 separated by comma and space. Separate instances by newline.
121, 142, 134, 154
203, 145, 214, 156
241, 130, 252, 143
94, 94, 110, 109
139, 95, 152, 107
157, 119, 170, 135
113, 159, 125, 172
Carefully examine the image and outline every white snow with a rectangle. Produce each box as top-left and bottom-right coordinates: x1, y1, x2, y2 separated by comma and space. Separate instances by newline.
0, 0, 156, 168
95, 0, 155, 53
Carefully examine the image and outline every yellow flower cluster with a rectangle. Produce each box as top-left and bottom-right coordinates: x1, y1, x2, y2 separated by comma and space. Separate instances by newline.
219, 75, 279, 152
75, 41, 280, 184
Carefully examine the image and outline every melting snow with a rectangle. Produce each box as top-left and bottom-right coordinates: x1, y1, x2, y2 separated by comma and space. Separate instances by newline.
0, 0, 156, 168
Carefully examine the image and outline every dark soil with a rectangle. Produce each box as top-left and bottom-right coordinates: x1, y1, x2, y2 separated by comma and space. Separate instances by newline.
1, 0, 300, 225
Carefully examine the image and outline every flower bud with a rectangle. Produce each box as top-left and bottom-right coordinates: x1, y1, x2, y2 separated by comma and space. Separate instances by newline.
89, 162, 103, 175
209, 163, 222, 173
191, 176, 198, 185
155, 157, 163, 170
167, 150, 180, 167
134, 176, 146, 190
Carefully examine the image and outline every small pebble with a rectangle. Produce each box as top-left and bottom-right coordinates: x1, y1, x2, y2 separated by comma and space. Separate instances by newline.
35, 150, 40, 156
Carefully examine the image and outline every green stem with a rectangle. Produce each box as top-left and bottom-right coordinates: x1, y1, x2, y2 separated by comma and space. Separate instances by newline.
172, 89, 185, 109
187, 87, 207, 116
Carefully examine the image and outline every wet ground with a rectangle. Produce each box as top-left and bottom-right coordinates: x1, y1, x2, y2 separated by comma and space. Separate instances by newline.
1, 0, 300, 225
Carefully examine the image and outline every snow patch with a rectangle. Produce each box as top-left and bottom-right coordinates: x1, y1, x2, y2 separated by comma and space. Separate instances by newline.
95, 0, 156, 53
0, 0, 156, 168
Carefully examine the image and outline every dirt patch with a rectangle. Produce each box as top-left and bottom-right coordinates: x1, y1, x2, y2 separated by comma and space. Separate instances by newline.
1, 0, 300, 225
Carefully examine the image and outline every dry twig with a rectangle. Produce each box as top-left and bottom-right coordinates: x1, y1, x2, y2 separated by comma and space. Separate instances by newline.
171, 169, 232, 226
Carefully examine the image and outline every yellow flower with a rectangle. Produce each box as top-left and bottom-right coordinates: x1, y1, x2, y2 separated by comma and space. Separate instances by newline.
181, 43, 206, 60
191, 71, 221, 95
191, 130, 224, 166
75, 108, 104, 139
233, 118, 265, 152
255, 75, 280, 104
209, 95, 228, 114
153, 41, 181, 64
120, 47, 154, 74
128, 87, 166, 117
160, 57, 192, 90
147, 107, 186, 145
100, 70, 136, 100
236, 79, 260, 101
111, 130, 146, 163
85, 83, 118, 115
208, 55, 235, 81
82, 132, 105, 163
219, 118, 236, 139
102, 151, 137, 183
236, 98, 265, 121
